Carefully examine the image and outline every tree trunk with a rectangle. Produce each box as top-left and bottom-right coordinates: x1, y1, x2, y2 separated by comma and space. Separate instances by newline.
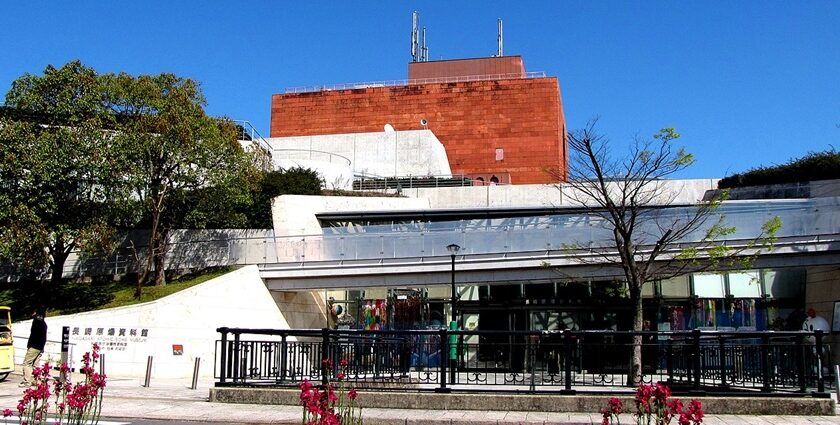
629, 285, 644, 387
49, 237, 70, 286
152, 228, 168, 286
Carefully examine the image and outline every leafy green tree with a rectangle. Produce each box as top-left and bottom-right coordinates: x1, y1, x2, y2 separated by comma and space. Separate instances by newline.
104, 72, 252, 296
555, 121, 780, 386
0, 61, 124, 285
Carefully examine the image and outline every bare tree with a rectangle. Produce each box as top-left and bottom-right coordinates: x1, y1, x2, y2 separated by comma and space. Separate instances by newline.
554, 120, 781, 385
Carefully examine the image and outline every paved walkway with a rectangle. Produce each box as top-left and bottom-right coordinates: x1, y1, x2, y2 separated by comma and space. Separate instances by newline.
0, 371, 838, 424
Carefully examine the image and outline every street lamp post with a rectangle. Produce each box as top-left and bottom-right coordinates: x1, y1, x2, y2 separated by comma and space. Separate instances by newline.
446, 243, 460, 386
446, 243, 461, 325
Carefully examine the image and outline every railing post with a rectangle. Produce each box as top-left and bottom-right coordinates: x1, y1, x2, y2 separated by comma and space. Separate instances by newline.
692, 329, 701, 392
797, 334, 806, 393
761, 334, 771, 392
562, 330, 575, 394
233, 331, 241, 383
436, 327, 450, 393
321, 328, 330, 387
718, 335, 727, 388
528, 335, 536, 392
816, 330, 826, 394
280, 334, 288, 382
666, 338, 674, 384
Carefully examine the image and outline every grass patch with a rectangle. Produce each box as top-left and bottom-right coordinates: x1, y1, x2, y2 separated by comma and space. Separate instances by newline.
97, 267, 235, 310
0, 267, 236, 320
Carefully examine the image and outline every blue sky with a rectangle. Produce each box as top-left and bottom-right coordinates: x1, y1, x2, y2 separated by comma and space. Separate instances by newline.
1, 2, 838, 179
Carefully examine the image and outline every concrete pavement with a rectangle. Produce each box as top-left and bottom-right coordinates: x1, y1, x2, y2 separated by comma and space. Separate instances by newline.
0, 370, 839, 424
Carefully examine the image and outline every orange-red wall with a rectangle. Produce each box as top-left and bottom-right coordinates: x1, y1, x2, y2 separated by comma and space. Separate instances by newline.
408, 56, 525, 80
270, 77, 567, 184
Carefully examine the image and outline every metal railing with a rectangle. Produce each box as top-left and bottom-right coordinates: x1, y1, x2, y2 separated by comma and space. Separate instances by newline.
0, 198, 836, 281
272, 149, 352, 167
234, 120, 273, 155
353, 175, 477, 191
214, 328, 833, 396
285, 72, 548, 94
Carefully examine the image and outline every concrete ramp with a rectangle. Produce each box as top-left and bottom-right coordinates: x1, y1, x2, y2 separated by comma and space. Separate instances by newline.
13, 265, 288, 379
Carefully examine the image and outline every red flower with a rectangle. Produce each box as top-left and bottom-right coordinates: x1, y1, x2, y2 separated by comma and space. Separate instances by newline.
2, 409, 12, 417
348, 388, 358, 400
607, 397, 623, 414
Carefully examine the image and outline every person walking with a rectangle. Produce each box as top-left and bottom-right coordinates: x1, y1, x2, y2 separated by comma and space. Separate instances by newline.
20, 307, 47, 387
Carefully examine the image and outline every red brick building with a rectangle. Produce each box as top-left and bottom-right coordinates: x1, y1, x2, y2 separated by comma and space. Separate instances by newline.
270, 56, 567, 184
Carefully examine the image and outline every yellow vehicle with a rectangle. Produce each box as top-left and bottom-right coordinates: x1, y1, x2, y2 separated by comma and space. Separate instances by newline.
0, 307, 13, 381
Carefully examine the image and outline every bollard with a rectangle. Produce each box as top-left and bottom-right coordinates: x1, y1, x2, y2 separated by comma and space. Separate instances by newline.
99, 353, 105, 377
60, 326, 70, 383
835, 365, 840, 402
191, 357, 201, 390
143, 356, 153, 387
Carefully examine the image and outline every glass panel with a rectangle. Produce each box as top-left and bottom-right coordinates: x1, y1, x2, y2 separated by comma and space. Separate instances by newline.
531, 311, 560, 331
728, 271, 761, 298
694, 299, 724, 329
693, 273, 725, 298
660, 275, 690, 298
642, 282, 655, 298
762, 268, 805, 299
661, 306, 688, 331
731, 299, 757, 329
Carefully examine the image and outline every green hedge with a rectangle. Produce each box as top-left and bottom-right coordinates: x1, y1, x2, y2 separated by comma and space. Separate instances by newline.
718, 149, 840, 189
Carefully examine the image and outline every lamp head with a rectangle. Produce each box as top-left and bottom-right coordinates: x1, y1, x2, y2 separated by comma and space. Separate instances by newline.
446, 243, 461, 254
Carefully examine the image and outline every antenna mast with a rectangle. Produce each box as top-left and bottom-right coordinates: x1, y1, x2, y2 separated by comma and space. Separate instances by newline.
411, 11, 419, 62
421, 27, 428, 62
497, 18, 504, 57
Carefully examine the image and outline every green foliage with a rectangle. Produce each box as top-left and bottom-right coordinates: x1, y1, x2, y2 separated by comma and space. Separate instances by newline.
246, 167, 322, 228
718, 148, 840, 188
0, 61, 125, 282
104, 71, 254, 289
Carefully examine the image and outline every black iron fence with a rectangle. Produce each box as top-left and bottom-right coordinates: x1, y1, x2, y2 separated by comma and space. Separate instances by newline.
214, 327, 833, 396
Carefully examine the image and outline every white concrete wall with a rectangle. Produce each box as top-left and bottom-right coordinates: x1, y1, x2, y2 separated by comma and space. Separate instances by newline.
267, 130, 451, 178
275, 158, 354, 190
13, 266, 289, 380
403, 179, 720, 209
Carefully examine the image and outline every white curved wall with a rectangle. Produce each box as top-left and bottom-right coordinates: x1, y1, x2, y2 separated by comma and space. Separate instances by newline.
267, 129, 451, 178
13, 266, 289, 379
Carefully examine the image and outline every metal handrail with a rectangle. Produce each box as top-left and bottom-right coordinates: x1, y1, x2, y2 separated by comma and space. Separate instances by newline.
233, 120, 273, 155
272, 148, 352, 166
285, 71, 548, 94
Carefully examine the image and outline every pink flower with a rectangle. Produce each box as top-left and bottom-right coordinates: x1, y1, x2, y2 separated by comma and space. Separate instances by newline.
2, 409, 12, 417
348, 388, 358, 400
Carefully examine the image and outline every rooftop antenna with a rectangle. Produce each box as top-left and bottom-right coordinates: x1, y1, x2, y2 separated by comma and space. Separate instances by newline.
411, 11, 420, 62
421, 27, 428, 62
497, 18, 504, 57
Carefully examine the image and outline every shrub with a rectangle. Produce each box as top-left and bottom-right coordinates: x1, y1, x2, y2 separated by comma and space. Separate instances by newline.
601, 384, 704, 425
4, 343, 106, 425
718, 148, 840, 189
299, 358, 362, 425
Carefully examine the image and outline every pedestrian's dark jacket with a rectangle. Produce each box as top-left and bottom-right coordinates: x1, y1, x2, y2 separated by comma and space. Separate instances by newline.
27, 316, 47, 351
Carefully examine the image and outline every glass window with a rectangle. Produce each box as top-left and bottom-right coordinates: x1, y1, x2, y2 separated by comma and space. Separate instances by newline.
660, 275, 690, 298
728, 271, 761, 298
762, 268, 805, 299
693, 273, 725, 298
642, 282, 655, 298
